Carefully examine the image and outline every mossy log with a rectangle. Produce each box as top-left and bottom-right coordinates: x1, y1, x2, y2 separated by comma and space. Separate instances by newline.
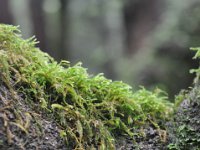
0, 24, 185, 149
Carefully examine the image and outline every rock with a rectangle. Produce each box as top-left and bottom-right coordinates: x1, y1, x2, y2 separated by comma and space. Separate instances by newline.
169, 86, 200, 149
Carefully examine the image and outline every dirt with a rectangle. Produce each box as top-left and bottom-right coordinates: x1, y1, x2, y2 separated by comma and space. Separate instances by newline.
0, 81, 68, 150
116, 126, 168, 150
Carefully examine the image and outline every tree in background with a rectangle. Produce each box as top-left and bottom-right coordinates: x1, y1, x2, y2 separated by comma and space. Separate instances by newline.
120, 0, 200, 98
30, 0, 46, 51
123, 0, 164, 54
0, 0, 13, 24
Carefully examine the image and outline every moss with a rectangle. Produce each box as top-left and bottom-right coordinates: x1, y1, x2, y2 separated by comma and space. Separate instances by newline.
168, 47, 200, 150
0, 24, 173, 149
168, 87, 200, 150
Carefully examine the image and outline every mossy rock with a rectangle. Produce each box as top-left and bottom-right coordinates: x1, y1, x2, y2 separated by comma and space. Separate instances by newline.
168, 86, 200, 150
0, 24, 173, 149
168, 48, 200, 150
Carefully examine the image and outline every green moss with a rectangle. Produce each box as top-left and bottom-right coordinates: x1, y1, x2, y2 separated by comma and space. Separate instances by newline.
168, 48, 200, 150
168, 86, 200, 150
0, 24, 173, 149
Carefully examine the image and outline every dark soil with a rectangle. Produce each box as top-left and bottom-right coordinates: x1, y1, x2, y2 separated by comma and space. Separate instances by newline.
116, 126, 168, 150
0, 82, 67, 150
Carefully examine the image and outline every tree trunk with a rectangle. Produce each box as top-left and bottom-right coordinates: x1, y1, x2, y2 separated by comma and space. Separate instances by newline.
30, 0, 46, 51
0, 0, 13, 24
59, 0, 70, 60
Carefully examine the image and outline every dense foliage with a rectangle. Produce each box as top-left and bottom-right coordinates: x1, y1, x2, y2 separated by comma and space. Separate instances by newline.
0, 24, 173, 149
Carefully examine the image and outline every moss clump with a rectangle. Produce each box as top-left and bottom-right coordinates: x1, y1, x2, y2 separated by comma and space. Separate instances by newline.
0, 24, 173, 149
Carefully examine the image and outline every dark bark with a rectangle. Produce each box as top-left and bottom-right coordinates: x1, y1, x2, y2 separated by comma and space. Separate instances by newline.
0, 0, 13, 24
30, 0, 47, 51
59, 0, 70, 60
123, 0, 164, 54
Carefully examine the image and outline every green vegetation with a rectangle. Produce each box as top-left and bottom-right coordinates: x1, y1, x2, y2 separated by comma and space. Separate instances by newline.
0, 24, 173, 149
190, 47, 200, 83
168, 47, 200, 150
168, 86, 200, 150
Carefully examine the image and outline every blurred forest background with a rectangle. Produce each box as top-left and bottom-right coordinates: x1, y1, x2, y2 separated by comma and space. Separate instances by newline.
1, 0, 200, 99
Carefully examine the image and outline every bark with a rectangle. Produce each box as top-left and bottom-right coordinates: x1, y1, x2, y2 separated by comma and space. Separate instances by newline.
123, 0, 163, 54
0, 0, 13, 24
59, 0, 70, 60
30, 0, 46, 51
